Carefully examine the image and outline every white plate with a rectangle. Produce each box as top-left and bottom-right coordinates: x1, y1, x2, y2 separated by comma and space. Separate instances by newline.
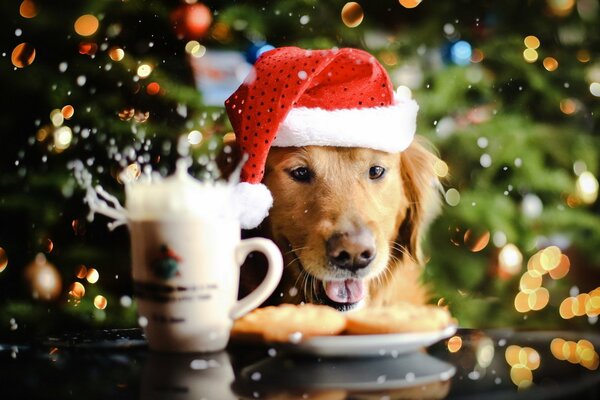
236, 351, 456, 395
277, 325, 457, 357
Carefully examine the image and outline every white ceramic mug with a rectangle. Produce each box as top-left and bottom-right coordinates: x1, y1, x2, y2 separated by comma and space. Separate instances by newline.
129, 216, 283, 352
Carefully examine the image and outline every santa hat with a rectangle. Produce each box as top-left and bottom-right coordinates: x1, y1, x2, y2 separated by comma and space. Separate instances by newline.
225, 47, 419, 229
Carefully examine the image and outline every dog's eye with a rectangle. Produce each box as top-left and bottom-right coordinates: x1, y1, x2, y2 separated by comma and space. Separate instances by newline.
369, 165, 386, 180
289, 166, 312, 183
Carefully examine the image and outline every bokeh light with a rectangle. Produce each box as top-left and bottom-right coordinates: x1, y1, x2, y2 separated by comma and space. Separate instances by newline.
61, 105, 75, 120
520, 271, 542, 291
53, 126, 73, 152
547, 0, 575, 17
86, 268, 99, 284
50, 109, 64, 127
0, 247, 7, 273
118, 107, 135, 121
137, 64, 153, 78
463, 229, 490, 252
433, 159, 449, 177
576, 171, 599, 204
523, 48, 539, 63
185, 40, 207, 58
25, 254, 62, 301
68, 282, 85, 299
577, 49, 591, 63
119, 163, 141, 184
341, 2, 364, 28
11, 42, 36, 68
146, 82, 161, 95
551, 337, 599, 370
590, 82, 600, 97
19, 0, 37, 18
450, 41, 472, 66
75, 265, 87, 279
524, 35, 541, 49
445, 188, 461, 206
499, 244, 523, 276
74, 14, 99, 37
560, 98, 577, 114
94, 295, 107, 310
506, 345, 539, 389
399, 0, 422, 8
543, 57, 559, 71
108, 47, 125, 61
471, 48, 485, 63
187, 130, 203, 145
447, 335, 462, 353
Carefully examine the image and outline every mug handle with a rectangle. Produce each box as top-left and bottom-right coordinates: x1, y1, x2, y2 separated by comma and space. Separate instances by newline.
230, 238, 283, 320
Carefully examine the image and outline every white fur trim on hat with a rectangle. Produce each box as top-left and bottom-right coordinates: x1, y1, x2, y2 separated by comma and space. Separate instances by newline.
233, 182, 273, 229
273, 97, 418, 153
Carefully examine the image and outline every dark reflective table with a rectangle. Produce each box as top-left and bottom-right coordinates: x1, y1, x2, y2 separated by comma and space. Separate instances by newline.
1, 328, 599, 399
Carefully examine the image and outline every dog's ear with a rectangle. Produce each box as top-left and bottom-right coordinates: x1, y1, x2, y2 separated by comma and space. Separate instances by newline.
397, 136, 442, 264
216, 133, 242, 180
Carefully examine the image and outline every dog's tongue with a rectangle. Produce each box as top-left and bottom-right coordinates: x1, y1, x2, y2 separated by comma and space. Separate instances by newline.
324, 279, 365, 304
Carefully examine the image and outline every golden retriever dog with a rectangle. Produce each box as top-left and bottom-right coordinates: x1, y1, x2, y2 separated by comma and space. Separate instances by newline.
221, 135, 441, 311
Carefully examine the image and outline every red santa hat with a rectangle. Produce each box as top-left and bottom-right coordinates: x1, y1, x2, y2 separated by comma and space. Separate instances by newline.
225, 47, 419, 229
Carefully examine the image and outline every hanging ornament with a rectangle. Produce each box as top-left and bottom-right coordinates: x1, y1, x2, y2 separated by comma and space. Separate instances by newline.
170, 2, 213, 40
24, 253, 62, 301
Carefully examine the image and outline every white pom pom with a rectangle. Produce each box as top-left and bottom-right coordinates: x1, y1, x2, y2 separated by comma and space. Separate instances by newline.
233, 182, 273, 229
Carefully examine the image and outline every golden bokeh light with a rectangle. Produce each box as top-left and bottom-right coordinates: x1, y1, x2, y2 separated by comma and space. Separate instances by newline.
560, 98, 577, 115
447, 335, 462, 353
68, 281, 85, 299
78, 42, 98, 56
380, 51, 398, 66
445, 188, 461, 206
399, 0, 422, 9
528, 287, 549, 311
524, 35, 540, 49
119, 163, 142, 184
574, 294, 589, 316
137, 64, 152, 78
74, 14, 99, 37
19, 0, 38, 18
520, 270, 542, 291
559, 297, 575, 319
510, 365, 533, 389
94, 295, 108, 310
24, 254, 62, 301
75, 264, 88, 279
463, 229, 490, 252
0, 247, 7, 273
577, 49, 591, 63
576, 171, 599, 204
549, 254, 570, 280
61, 105, 75, 120
433, 159, 449, 178
540, 246, 561, 271
86, 268, 99, 284
43, 238, 54, 253
527, 252, 546, 276
341, 2, 364, 28
547, 0, 575, 17
523, 48, 539, 63
505, 345, 521, 366
185, 41, 207, 58
551, 338, 566, 360
543, 57, 559, 71
11, 42, 36, 68
108, 47, 125, 62
522, 347, 541, 370
514, 291, 530, 313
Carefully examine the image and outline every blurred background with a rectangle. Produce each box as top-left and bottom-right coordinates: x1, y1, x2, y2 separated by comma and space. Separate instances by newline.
1, 0, 599, 341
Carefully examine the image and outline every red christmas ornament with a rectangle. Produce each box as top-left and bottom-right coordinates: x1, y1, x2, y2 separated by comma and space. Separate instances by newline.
171, 3, 212, 40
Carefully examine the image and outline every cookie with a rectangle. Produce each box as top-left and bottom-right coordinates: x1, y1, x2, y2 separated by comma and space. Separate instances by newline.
231, 304, 347, 343
345, 303, 452, 335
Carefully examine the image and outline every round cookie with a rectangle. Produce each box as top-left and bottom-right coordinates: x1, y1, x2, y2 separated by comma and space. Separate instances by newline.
231, 304, 347, 343
345, 303, 452, 335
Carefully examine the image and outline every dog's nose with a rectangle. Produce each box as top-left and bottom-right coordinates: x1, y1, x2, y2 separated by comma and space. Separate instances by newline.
326, 228, 376, 272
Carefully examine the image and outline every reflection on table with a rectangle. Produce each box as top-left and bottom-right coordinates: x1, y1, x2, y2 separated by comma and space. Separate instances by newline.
0, 328, 599, 399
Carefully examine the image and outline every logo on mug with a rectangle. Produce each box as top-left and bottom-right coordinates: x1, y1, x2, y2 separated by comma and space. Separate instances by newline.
151, 245, 182, 280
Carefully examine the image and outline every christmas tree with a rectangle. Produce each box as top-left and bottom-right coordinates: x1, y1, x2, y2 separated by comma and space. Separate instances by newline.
1, 0, 599, 339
